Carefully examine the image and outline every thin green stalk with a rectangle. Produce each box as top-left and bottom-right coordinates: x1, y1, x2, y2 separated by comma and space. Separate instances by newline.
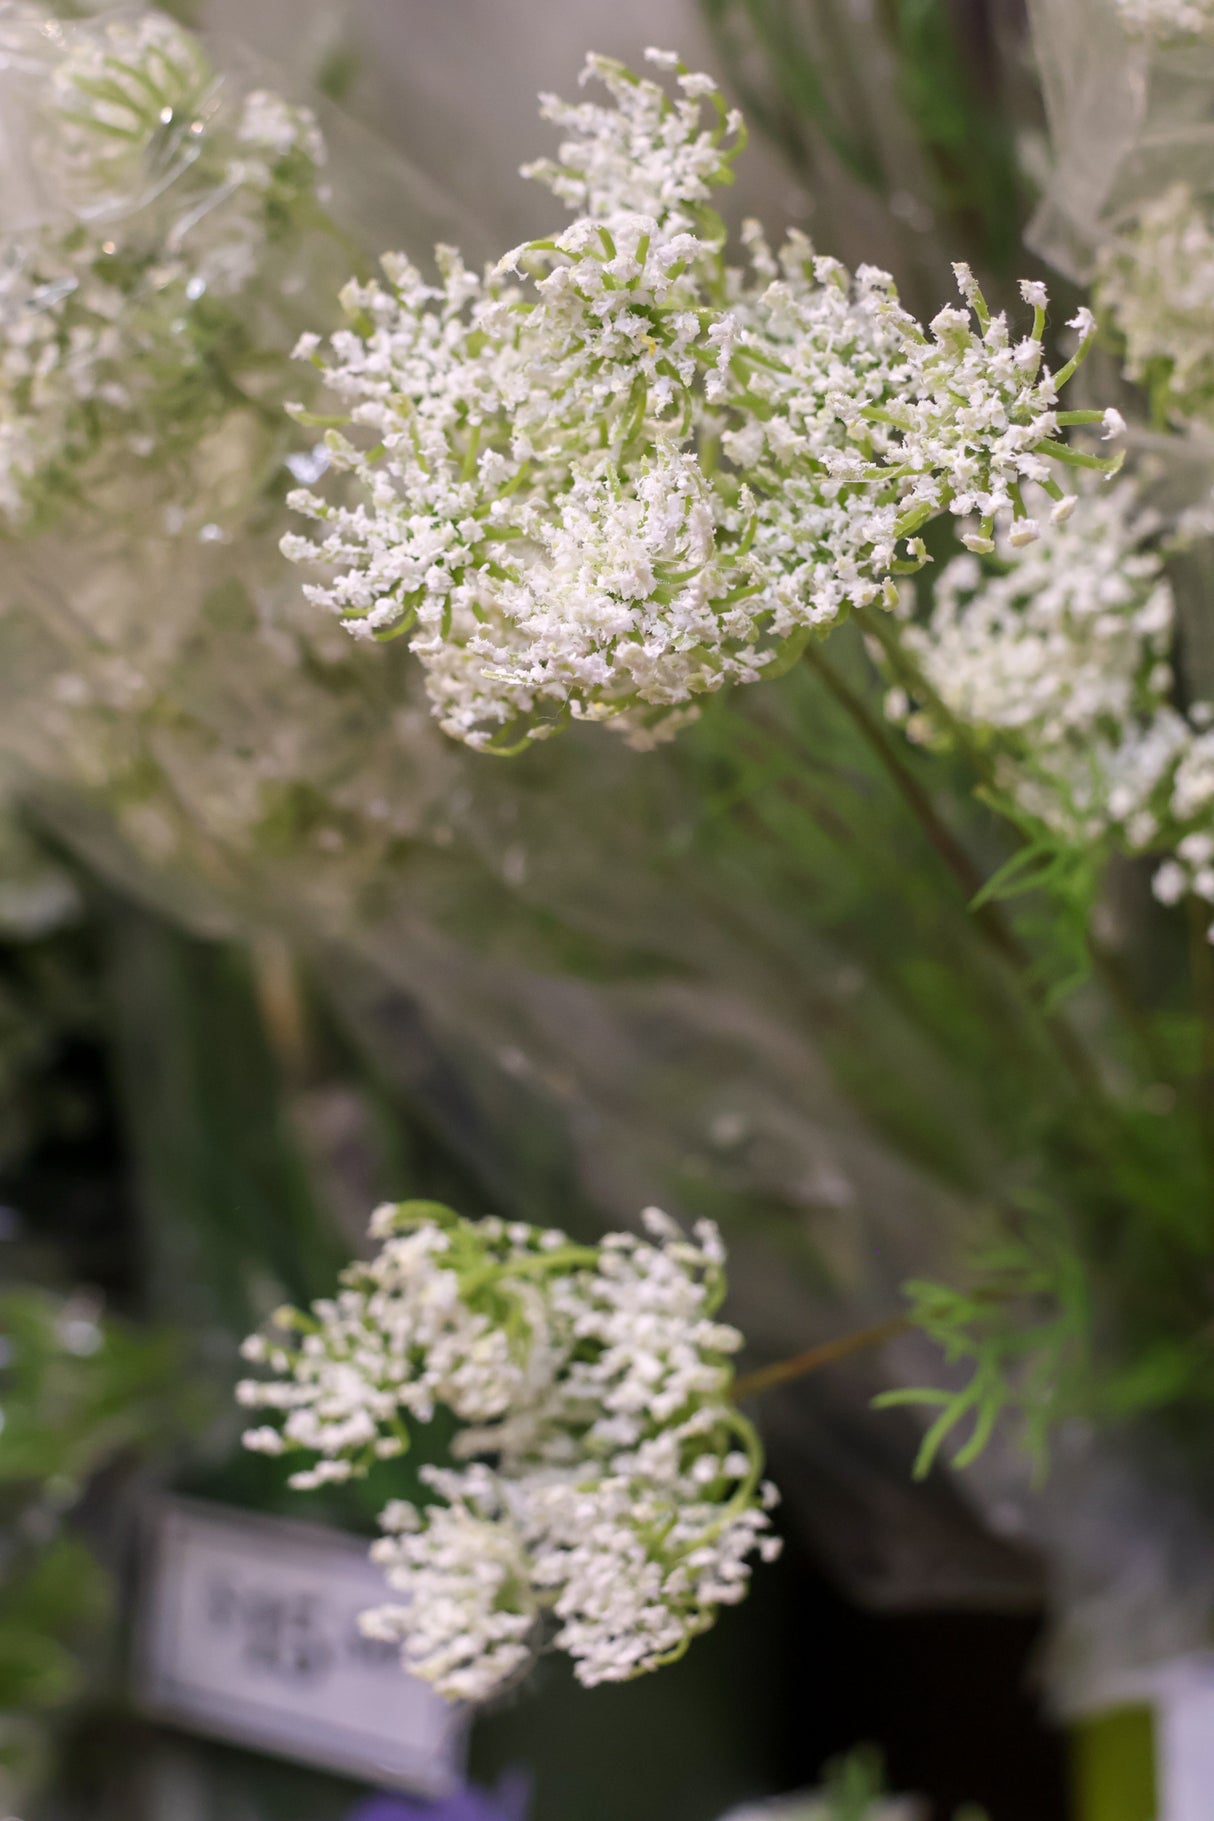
801, 640, 1104, 1101
804, 638, 1007, 927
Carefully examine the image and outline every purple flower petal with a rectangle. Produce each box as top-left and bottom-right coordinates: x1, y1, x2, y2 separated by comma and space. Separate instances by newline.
347, 1771, 530, 1821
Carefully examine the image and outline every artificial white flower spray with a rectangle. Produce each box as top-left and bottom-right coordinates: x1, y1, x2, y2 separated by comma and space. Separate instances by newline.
240, 41, 1161, 1710
1, 2, 1195, 1729
0, 0, 1205, 1778
250, 26, 1214, 1717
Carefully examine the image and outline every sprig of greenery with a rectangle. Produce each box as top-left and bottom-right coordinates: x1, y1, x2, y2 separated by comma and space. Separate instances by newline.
968, 803, 1103, 1010
874, 1217, 1089, 1480
812, 1744, 990, 1819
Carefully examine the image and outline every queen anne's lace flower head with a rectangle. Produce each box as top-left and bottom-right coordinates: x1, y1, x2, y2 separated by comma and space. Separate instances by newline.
283, 51, 1116, 751
884, 479, 1214, 924
1094, 185, 1214, 427
891, 483, 1173, 764
239, 1199, 780, 1698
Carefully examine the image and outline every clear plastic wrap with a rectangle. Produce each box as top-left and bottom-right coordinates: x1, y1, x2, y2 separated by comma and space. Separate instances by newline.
1028, 0, 1214, 277
0, 5, 474, 937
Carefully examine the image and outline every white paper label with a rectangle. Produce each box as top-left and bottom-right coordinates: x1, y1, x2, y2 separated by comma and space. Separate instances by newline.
1158, 1654, 1214, 1821
138, 1497, 465, 1794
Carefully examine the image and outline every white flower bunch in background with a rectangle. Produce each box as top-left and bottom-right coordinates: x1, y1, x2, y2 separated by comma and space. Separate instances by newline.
1108, 0, 1214, 38
283, 50, 1115, 752
0, 10, 464, 947
239, 1199, 779, 1700
887, 484, 1176, 831
0, 8, 325, 531
885, 481, 1214, 923
1152, 727, 1214, 915
1094, 185, 1214, 428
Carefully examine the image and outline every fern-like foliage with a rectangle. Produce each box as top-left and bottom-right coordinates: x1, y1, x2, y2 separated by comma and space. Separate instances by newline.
875, 1217, 1089, 1480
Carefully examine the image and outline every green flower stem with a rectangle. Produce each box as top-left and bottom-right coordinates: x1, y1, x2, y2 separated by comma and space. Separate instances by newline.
861, 603, 995, 774
801, 636, 1104, 1103
802, 638, 1001, 913
296, 195, 375, 280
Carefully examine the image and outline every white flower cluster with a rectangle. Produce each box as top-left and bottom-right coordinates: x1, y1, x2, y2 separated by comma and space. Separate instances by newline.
890, 485, 1173, 773
0, 9, 325, 529
233, 88, 326, 189
1149, 714, 1214, 920
1109, 0, 1214, 38
1094, 185, 1214, 427
886, 482, 1214, 925
520, 45, 744, 226
239, 1200, 780, 1700
283, 51, 1110, 751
